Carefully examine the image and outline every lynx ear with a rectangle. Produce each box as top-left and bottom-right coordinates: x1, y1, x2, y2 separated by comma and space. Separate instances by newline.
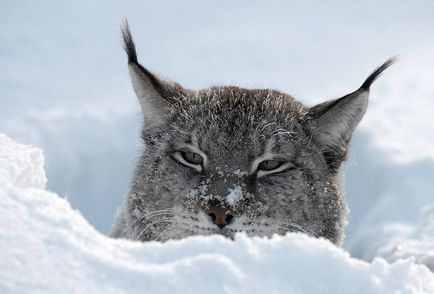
121, 21, 188, 126
308, 58, 396, 170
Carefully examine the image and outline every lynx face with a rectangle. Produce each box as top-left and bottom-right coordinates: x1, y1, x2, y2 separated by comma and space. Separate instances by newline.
111, 23, 395, 245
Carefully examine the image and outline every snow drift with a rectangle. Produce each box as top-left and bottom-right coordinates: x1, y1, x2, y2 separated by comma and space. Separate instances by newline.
1, 134, 433, 293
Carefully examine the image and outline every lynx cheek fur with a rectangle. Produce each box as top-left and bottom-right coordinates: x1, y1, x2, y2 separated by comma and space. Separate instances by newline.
111, 22, 395, 245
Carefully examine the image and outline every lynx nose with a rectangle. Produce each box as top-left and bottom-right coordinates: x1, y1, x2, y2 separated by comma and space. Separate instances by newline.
206, 206, 234, 229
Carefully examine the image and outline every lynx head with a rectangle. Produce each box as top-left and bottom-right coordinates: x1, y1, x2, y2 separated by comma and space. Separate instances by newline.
111, 22, 395, 245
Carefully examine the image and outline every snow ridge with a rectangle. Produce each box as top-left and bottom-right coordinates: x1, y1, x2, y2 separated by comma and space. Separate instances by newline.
0, 134, 46, 189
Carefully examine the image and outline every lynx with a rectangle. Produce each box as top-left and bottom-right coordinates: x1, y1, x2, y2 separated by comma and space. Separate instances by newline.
111, 22, 395, 245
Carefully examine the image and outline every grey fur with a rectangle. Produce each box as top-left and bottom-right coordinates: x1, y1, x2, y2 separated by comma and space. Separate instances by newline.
111, 22, 395, 245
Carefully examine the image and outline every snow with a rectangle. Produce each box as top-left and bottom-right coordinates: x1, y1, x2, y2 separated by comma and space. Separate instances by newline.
1, 134, 433, 293
0, 134, 46, 189
342, 131, 434, 270
350, 202, 434, 272
375, 205, 434, 271
226, 186, 244, 206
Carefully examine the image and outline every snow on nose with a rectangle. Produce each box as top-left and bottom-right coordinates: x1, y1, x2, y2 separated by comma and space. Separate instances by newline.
226, 185, 243, 206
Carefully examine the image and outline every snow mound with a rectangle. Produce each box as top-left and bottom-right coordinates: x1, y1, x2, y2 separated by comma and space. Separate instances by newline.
342, 132, 434, 271
1, 134, 434, 293
361, 205, 434, 272
0, 134, 46, 189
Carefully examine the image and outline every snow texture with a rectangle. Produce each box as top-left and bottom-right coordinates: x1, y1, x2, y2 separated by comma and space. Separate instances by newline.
226, 186, 243, 206
1, 134, 434, 293
0, 134, 46, 189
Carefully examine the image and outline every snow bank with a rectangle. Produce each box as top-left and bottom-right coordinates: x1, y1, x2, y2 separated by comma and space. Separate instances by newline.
1, 134, 434, 293
374, 205, 434, 271
342, 131, 434, 271
0, 134, 46, 189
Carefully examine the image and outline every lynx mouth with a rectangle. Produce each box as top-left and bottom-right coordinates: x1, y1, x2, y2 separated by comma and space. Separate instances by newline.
197, 223, 271, 239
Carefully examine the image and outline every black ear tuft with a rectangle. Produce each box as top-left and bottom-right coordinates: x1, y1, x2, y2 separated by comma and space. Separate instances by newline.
121, 19, 138, 64
360, 57, 397, 90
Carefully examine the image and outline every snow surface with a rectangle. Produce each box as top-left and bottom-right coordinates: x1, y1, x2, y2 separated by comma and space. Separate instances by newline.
1, 133, 433, 293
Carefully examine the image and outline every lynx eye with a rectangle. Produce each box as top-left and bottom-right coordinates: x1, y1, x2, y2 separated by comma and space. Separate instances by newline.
181, 152, 203, 165
256, 159, 295, 178
172, 151, 204, 172
258, 160, 283, 171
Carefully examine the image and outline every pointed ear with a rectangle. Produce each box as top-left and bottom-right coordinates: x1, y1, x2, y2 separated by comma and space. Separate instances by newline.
121, 21, 189, 127
308, 58, 396, 171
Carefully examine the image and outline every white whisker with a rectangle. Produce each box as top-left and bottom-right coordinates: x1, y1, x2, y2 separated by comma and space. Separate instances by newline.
137, 218, 173, 240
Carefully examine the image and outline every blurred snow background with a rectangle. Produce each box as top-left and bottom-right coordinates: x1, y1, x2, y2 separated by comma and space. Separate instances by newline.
1, 0, 434, 266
